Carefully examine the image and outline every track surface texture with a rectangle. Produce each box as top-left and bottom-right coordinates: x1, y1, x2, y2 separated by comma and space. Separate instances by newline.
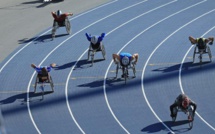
1, 0, 215, 134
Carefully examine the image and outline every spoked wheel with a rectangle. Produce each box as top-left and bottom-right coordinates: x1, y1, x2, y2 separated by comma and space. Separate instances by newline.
193, 47, 197, 63
123, 67, 128, 84
132, 63, 136, 78
50, 76, 54, 92
172, 117, 176, 122
189, 120, 193, 129
34, 77, 38, 93
115, 64, 119, 79
91, 51, 95, 66
193, 52, 196, 63
208, 47, 212, 62
65, 18, 71, 34
101, 45, 106, 60
199, 54, 203, 64
41, 84, 44, 100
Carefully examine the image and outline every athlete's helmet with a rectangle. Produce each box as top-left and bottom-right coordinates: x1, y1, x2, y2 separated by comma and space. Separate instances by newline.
197, 38, 205, 47
56, 10, 62, 17
121, 56, 130, 66
91, 36, 98, 45
182, 97, 189, 108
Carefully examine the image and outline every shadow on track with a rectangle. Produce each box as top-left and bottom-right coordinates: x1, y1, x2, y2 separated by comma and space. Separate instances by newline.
22, 0, 64, 8
54, 59, 105, 70
141, 120, 191, 133
77, 77, 125, 88
18, 34, 68, 44
0, 91, 53, 105
3, 61, 215, 116
152, 61, 211, 73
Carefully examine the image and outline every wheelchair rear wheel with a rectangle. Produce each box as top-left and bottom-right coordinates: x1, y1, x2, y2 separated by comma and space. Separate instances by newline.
101, 45, 106, 60
132, 63, 136, 78
65, 18, 71, 34
123, 67, 128, 84
115, 63, 119, 78
208, 47, 212, 62
50, 76, 54, 92
189, 120, 193, 129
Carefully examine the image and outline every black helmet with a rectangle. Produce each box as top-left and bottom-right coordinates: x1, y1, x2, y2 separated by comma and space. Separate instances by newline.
198, 38, 205, 46
56, 10, 62, 17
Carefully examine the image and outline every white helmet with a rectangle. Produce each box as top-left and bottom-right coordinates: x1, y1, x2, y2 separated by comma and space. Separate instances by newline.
56, 10, 62, 17
91, 36, 98, 45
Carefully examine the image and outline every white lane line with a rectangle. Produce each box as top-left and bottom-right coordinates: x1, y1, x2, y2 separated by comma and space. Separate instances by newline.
0, 0, 118, 74
25, 1, 119, 134
142, 9, 215, 134
26, 1, 149, 133
0, 0, 118, 133
179, 26, 215, 131
65, 1, 178, 133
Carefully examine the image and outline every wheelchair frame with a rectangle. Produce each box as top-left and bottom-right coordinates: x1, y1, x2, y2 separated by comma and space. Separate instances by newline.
172, 105, 194, 129
87, 43, 106, 66
193, 45, 212, 64
115, 62, 136, 84
52, 17, 71, 38
34, 73, 54, 99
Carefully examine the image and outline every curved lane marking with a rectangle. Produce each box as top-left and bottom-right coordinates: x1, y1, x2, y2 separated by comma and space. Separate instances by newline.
65, 1, 178, 133
179, 26, 215, 131
26, 1, 122, 134
142, 8, 215, 134
26, 0, 149, 133
0, 0, 118, 74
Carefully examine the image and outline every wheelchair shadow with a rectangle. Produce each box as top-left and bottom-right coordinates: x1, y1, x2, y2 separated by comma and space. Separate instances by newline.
0, 91, 53, 105
77, 77, 124, 88
141, 120, 191, 133
22, 0, 64, 8
55, 59, 105, 70
19, 34, 68, 44
152, 61, 211, 73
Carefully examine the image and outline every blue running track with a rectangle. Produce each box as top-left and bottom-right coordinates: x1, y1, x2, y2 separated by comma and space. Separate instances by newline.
1, 0, 215, 133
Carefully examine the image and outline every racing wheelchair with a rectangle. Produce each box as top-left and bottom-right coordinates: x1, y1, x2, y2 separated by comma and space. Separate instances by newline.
115, 56, 136, 84
193, 43, 212, 64
172, 105, 194, 129
34, 72, 54, 99
87, 43, 106, 66
52, 17, 71, 39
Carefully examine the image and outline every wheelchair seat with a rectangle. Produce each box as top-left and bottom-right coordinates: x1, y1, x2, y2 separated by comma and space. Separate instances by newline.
37, 73, 49, 83
115, 57, 136, 83
34, 72, 54, 93
193, 45, 212, 63
52, 17, 71, 38
88, 42, 106, 66
58, 21, 66, 27
90, 43, 102, 51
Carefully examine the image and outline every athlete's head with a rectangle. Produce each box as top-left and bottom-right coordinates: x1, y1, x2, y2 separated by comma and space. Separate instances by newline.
182, 97, 189, 108
91, 36, 98, 45
56, 10, 62, 17
198, 38, 205, 46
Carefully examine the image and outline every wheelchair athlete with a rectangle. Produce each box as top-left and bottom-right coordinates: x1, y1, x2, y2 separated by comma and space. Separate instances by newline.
170, 94, 197, 121
31, 63, 56, 82
112, 52, 138, 78
51, 10, 73, 38
189, 36, 214, 51
85, 33, 106, 60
